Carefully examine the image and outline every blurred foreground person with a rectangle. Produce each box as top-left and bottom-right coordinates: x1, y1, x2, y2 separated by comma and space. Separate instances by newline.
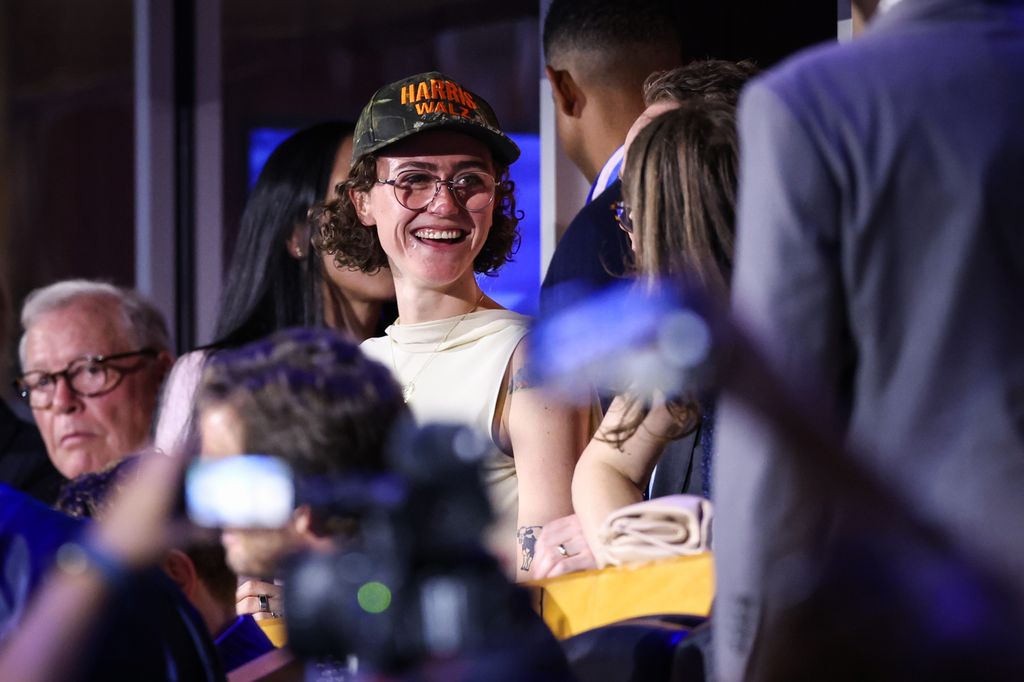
16, 280, 173, 479
195, 327, 405, 616
714, 0, 1024, 679
0, 453, 223, 682
55, 456, 275, 673
193, 327, 572, 681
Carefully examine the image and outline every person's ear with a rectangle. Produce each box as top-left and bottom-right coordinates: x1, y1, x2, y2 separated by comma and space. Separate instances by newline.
162, 549, 199, 599
291, 505, 337, 553
285, 222, 310, 260
350, 187, 376, 227
545, 65, 585, 119
292, 504, 314, 537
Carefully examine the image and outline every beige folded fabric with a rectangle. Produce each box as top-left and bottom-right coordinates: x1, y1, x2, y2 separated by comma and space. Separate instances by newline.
596, 494, 713, 568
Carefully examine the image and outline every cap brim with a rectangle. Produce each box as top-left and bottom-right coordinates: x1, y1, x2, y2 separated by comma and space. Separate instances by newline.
357, 118, 520, 168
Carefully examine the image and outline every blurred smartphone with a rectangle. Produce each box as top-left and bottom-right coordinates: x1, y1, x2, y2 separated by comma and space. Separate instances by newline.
186, 455, 295, 528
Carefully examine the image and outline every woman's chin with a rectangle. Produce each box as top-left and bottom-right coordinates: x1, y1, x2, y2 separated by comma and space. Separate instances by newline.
394, 253, 480, 290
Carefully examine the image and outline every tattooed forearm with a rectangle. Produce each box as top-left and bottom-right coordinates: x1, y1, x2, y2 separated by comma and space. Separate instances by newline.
516, 525, 542, 571
509, 366, 534, 394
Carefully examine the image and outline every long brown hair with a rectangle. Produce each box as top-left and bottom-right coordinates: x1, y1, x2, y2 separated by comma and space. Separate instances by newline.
625, 102, 738, 295
607, 102, 739, 446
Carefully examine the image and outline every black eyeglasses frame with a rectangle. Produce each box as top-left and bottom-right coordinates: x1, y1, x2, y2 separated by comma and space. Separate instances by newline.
14, 348, 159, 408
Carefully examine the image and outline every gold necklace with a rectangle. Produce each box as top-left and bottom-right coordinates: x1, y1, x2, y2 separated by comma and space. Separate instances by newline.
390, 290, 486, 403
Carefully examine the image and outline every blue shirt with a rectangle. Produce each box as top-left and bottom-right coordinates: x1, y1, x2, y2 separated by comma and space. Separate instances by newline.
215, 614, 276, 672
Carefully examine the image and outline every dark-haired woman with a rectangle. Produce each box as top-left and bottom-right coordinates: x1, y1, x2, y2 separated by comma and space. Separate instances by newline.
155, 122, 395, 454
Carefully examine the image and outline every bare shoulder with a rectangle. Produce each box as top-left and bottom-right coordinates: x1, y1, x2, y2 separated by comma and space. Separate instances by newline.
506, 338, 537, 396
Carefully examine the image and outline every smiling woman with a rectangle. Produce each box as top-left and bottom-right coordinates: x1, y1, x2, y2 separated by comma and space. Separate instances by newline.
311, 72, 591, 580
316, 148, 519, 281
354, 132, 502, 294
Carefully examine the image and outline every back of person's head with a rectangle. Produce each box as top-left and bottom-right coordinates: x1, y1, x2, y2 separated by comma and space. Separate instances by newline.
643, 59, 760, 109
214, 122, 355, 350
18, 279, 171, 365
197, 327, 405, 478
543, 0, 681, 83
543, 0, 683, 180
623, 102, 739, 294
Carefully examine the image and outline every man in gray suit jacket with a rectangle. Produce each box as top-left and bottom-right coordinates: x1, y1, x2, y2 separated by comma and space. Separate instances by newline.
713, 1, 1024, 679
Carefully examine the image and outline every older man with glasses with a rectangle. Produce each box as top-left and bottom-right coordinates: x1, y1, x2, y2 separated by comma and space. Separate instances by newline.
15, 280, 173, 479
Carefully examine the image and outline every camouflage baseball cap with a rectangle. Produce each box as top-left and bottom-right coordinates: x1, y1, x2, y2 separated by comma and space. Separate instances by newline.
351, 71, 520, 168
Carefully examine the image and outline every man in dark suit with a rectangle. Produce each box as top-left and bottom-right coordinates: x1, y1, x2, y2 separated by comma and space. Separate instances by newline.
714, 1, 1024, 678
539, 182, 630, 316
539, 0, 682, 316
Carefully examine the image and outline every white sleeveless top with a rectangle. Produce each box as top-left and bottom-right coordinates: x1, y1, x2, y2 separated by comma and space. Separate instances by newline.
361, 309, 529, 568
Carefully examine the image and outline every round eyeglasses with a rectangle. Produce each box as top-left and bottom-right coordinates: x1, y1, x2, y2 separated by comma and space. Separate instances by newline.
377, 170, 497, 213
611, 201, 634, 234
14, 348, 158, 409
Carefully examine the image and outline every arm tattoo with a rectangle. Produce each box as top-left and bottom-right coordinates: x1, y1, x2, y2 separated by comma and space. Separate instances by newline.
509, 366, 534, 395
516, 525, 542, 572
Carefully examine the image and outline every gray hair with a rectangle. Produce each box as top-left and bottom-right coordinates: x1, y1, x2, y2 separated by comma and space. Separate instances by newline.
18, 279, 171, 367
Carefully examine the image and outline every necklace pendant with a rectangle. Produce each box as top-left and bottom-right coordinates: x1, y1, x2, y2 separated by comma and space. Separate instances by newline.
402, 383, 415, 403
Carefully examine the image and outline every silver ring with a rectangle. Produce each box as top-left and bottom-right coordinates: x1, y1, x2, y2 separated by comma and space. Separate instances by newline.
258, 593, 271, 613
557, 543, 569, 558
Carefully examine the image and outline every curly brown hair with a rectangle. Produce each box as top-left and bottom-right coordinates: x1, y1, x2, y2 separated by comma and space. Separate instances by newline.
642, 59, 759, 109
310, 154, 521, 276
